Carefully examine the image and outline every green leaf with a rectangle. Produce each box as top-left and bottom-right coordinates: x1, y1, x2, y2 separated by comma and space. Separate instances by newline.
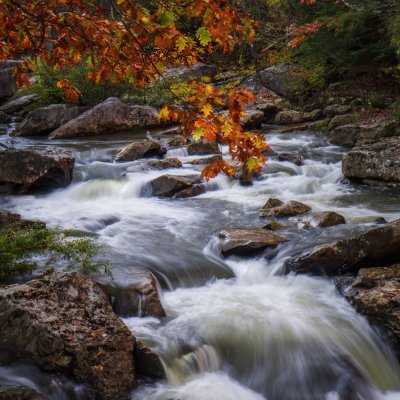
159, 8, 176, 27
196, 27, 212, 46
176, 36, 187, 52
246, 157, 257, 171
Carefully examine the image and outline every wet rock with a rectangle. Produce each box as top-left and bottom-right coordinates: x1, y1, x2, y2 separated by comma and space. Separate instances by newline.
115, 139, 167, 162
0, 146, 75, 194
352, 216, 387, 225
190, 154, 223, 165
328, 123, 383, 147
262, 221, 286, 231
186, 141, 221, 155
312, 211, 346, 228
0, 210, 45, 229
303, 109, 322, 121
240, 110, 264, 129
277, 152, 304, 166
0, 272, 136, 400
342, 137, 400, 188
322, 104, 352, 118
327, 114, 355, 131
261, 200, 311, 217
94, 269, 165, 318
166, 135, 186, 147
335, 264, 400, 352
134, 342, 166, 379
0, 95, 38, 115
0, 60, 19, 99
218, 228, 288, 257
49, 98, 163, 139
286, 219, 400, 275
165, 63, 217, 82
13, 104, 83, 137
142, 174, 202, 198
273, 110, 303, 125
0, 111, 10, 124
143, 158, 182, 170
174, 184, 206, 198
0, 385, 48, 400
263, 198, 284, 209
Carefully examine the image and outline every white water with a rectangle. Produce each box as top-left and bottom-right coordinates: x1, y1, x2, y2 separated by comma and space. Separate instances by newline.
1, 130, 400, 399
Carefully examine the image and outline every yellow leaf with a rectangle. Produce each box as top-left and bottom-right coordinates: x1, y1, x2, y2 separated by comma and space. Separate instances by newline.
192, 127, 205, 140
201, 103, 213, 117
158, 106, 170, 121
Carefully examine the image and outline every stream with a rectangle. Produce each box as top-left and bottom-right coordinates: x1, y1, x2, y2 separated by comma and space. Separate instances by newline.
1, 126, 400, 399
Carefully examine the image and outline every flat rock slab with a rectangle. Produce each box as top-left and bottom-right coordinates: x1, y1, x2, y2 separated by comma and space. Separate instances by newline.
115, 139, 166, 162
261, 200, 311, 217
0, 146, 75, 194
218, 228, 288, 257
286, 219, 400, 275
0, 272, 136, 400
186, 142, 221, 155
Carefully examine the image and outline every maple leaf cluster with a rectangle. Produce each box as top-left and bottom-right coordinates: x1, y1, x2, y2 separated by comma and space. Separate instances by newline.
287, 21, 323, 49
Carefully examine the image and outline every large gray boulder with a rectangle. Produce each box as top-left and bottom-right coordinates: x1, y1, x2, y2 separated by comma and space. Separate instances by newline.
258, 65, 296, 100
165, 63, 217, 82
0, 272, 136, 400
328, 123, 388, 147
342, 137, 400, 188
49, 98, 164, 139
115, 139, 167, 162
274, 110, 303, 125
0, 61, 19, 99
286, 219, 400, 275
13, 104, 83, 137
0, 146, 75, 194
0, 95, 38, 115
142, 174, 203, 198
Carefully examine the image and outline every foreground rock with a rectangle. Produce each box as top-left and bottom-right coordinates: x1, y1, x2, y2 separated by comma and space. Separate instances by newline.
13, 104, 83, 137
142, 174, 203, 198
94, 268, 165, 318
50, 98, 163, 139
342, 137, 400, 188
186, 141, 221, 155
328, 123, 384, 147
0, 147, 75, 194
0, 385, 48, 400
295, 211, 346, 228
286, 219, 400, 275
0, 61, 19, 99
261, 199, 311, 217
0, 272, 136, 400
115, 139, 166, 162
336, 264, 400, 353
218, 228, 288, 257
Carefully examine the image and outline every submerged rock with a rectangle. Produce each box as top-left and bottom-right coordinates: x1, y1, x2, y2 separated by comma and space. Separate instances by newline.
186, 141, 221, 155
342, 137, 400, 188
13, 104, 83, 137
261, 200, 311, 218
218, 228, 288, 257
115, 139, 166, 162
0, 272, 136, 400
0, 146, 75, 194
49, 98, 163, 139
262, 221, 286, 231
286, 219, 400, 275
142, 174, 203, 198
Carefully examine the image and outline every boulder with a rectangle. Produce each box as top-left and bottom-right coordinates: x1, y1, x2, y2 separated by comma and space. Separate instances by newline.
303, 109, 322, 121
218, 228, 288, 257
335, 264, 400, 353
277, 152, 304, 166
174, 184, 206, 198
0, 111, 10, 124
0, 146, 75, 194
261, 200, 311, 217
322, 105, 352, 118
273, 110, 303, 125
142, 174, 202, 198
327, 114, 355, 131
166, 135, 186, 147
263, 198, 284, 209
0, 61, 19, 99
190, 154, 223, 165
262, 220, 286, 231
115, 139, 166, 162
286, 219, 400, 275
186, 141, 221, 155
165, 63, 217, 82
94, 269, 165, 318
255, 101, 281, 122
49, 98, 163, 139
12, 104, 83, 137
134, 342, 165, 379
342, 137, 400, 188
258, 65, 296, 100
0, 385, 48, 400
0, 210, 45, 229
143, 158, 182, 170
240, 110, 264, 129
328, 123, 384, 147
294, 211, 346, 228
0, 95, 38, 115
0, 272, 136, 400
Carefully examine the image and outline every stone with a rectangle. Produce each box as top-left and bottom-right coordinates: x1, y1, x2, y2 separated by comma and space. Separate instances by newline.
263, 198, 284, 209
273, 110, 303, 125
303, 109, 322, 121
0, 111, 10, 124
277, 152, 304, 166
174, 184, 206, 198
0, 210, 45, 229
165, 63, 217, 82
261, 200, 311, 217
166, 135, 186, 147
134, 342, 165, 379
218, 228, 288, 257
0, 385, 48, 400
143, 158, 182, 170
94, 269, 165, 318
286, 219, 400, 275
142, 174, 202, 198
115, 139, 167, 162
262, 221, 286, 231
311, 211, 346, 228
322, 104, 352, 118
0, 272, 136, 400
49, 98, 163, 139
328, 123, 385, 147
12, 104, 83, 137
255, 102, 281, 122
0, 60, 19, 99
240, 110, 264, 129
342, 137, 400, 187
190, 155, 223, 165
328, 114, 356, 131
258, 65, 297, 100
186, 141, 221, 155
0, 95, 38, 115
0, 146, 75, 194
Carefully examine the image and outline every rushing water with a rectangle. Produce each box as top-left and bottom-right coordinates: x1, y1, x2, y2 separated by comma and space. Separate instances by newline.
1, 127, 400, 399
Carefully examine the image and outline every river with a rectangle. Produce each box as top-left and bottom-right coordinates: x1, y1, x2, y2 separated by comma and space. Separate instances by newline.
1, 126, 400, 399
